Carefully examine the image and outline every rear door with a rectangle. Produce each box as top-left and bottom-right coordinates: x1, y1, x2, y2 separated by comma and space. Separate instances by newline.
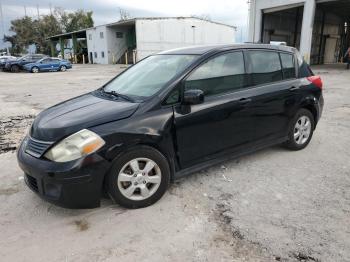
173, 51, 256, 168
245, 50, 300, 141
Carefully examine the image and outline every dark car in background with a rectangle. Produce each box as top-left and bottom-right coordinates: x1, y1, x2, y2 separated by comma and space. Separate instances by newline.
23, 57, 72, 73
17, 44, 324, 209
4, 54, 47, 72
0, 56, 17, 70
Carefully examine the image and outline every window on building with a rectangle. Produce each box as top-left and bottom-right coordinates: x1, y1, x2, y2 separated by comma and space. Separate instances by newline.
94, 52, 97, 58
100, 32, 104, 39
280, 53, 296, 79
101, 51, 105, 58
185, 52, 247, 97
116, 32, 123, 38
89, 34, 92, 40
247, 51, 283, 86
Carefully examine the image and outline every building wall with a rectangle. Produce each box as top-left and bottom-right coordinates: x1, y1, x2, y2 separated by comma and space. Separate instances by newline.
135, 18, 235, 60
249, 0, 343, 64
105, 27, 129, 64
86, 26, 108, 64
248, 0, 305, 43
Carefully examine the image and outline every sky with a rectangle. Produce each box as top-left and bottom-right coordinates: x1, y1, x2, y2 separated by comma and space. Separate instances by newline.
0, 0, 249, 49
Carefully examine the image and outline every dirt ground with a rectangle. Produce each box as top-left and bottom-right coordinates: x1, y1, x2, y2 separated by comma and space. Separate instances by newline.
0, 64, 349, 262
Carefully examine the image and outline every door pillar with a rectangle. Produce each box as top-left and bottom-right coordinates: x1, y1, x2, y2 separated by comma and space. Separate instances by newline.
59, 37, 64, 58
300, 0, 316, 63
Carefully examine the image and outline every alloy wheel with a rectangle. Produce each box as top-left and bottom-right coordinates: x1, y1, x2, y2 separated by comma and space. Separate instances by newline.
294, 115, 311, 145
117, 158, 162, 201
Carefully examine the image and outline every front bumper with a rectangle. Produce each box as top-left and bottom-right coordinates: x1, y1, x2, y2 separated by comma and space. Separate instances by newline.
17, 138, 111, 209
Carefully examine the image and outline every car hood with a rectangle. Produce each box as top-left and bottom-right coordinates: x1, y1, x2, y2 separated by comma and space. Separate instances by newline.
30, 93, 139, 141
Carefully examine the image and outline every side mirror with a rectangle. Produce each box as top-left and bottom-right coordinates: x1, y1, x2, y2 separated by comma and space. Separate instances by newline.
183, 89, 204, 105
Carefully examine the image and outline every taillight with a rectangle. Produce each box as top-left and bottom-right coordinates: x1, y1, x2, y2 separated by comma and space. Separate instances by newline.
307, 76, 323, 90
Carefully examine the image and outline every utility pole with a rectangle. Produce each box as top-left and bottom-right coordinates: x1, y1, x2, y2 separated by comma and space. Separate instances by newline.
37, 4, 40, 19
191, 25, 196, 44
24, 5, 27, 17
0, 0, 7, 54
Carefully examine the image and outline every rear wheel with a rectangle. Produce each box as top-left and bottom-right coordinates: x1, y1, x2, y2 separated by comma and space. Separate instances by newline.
284, 108, 315, 150
31, 66, 39, 73
11, 65, 19, 73
59, 65, 67, 72
106, 146, 170, 208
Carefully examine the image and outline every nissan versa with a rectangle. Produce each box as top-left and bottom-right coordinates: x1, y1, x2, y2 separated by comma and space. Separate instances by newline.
17, 44, 324, 209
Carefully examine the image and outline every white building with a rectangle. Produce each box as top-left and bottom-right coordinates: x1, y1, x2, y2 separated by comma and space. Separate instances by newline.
248, 0, 350, 64
86, 17, 236, 64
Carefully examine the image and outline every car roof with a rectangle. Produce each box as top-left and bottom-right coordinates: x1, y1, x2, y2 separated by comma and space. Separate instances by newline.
158, 44, 296, 55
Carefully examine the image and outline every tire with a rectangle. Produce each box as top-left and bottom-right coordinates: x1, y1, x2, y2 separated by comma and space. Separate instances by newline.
59, 65, 67, 72
31, 66, 39, 73
11, 65, 20, 73
284, 108, 315, 150
106, 146, 170, 209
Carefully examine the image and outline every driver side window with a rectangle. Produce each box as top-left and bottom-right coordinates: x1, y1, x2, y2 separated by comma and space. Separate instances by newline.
184, 51, 247, 97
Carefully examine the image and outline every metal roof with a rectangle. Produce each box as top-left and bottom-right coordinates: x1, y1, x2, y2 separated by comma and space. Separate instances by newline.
47, 29, 87, 41
47, 16, 236, 40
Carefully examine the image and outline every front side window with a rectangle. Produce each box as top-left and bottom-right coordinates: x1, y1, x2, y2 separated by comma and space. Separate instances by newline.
280, 53, 296, 79
185, 51, 246, 96
104, 55, 197, 98
247, 50, 283, 86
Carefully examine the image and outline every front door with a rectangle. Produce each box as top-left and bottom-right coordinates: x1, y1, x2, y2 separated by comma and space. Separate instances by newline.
174, 51, 256, 168
39, 58, 52, 71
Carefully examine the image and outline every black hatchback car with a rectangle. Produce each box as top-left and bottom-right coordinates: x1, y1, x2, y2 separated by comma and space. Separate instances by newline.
17, 44, 324, 209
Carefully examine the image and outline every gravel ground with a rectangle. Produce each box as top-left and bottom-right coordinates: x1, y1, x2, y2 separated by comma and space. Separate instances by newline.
0, 64, 349, 262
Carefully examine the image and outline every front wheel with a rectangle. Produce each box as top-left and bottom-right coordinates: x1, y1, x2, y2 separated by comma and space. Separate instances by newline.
284, 108, 315, 150
106, 146, 170, 208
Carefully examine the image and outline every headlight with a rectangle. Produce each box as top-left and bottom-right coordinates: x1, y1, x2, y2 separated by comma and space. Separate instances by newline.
44, 129, 105, 162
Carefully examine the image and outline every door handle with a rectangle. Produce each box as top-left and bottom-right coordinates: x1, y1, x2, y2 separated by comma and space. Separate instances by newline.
289, 86, 300, 91
238, 98, 252, 104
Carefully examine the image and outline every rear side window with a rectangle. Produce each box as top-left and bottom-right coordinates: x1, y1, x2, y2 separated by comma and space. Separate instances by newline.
295, 50, 313, 78
185, 51, 247, 96
247, 51, 283, 86
280, 53, 296, 79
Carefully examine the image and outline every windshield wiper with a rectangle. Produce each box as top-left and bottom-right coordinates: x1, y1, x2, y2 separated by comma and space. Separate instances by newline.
102, 89, 134, 102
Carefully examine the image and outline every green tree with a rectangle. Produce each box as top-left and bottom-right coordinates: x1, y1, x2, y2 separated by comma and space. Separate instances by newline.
4, 16, 36, 54
35, 14, 61, 54
4, 8, 94, 55
55, 8, 94, 33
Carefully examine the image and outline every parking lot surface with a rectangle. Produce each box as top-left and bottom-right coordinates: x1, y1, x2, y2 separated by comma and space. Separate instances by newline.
0, 64, 349, 261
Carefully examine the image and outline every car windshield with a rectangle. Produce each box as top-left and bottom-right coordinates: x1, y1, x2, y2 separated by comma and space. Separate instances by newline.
103, 54, 198, 98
